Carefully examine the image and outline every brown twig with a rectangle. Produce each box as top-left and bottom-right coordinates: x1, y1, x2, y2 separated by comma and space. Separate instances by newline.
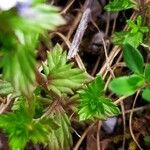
129, 91, 143, 150
97, 121, 102, 150
73, 123, 95, 150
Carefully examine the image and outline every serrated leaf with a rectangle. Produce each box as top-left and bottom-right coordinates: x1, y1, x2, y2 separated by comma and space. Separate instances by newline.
109, 74, 144, 96
123, 43, 144, 74
124, 32, 143, 48
0, 79, 14, 96
2, 33, 36, 97
144, 64, 150, 82
0, 104, 58, 150
43, 44, 86, 96
112, 31, 143, 48
78, 76, 120, 121
112, 31, 128, 45
105, 0, 136, 12
142, 88, 150, 102
112, 16, 149, 48
48, 111, 72, 150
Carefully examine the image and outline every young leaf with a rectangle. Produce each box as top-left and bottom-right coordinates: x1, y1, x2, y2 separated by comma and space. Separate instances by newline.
123, 43, 144, 74
112, 16, 149, 48
109, 74, 144, 96
124, 32, 143, 48
112, 31, 143, 48
142, 88, 150, 102
144, 64, 150, 82
43, 44, 86, 96
78, 76, 120, 121
105, 0, 136, 12
0, 106, 58, 150
112, 31, 128, 45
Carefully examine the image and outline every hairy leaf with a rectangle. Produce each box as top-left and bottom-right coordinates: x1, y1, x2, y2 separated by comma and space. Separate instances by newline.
105, 0, 136, 12
48, 111, 72, 150
1, 33, 37, 97
109, 74, 144, 96
0, 105, 58, 150
78, 76, 120, 121
43, 44, 86, 96
123, 43, 144, 74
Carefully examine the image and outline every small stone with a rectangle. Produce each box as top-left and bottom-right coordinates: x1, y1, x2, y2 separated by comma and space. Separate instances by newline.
102, 117, 117, 134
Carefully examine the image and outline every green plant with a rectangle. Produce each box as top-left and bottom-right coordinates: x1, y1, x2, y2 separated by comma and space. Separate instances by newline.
78, 76, 120, 121
0, 0, 149, 150
109, 43, 150, 102
0, 4, 120, 148
112, 16, 149, 48
105, 0, 137, 12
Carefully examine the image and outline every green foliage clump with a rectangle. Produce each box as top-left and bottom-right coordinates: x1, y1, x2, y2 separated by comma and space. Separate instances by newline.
109, 43, 150, 102
48, 111, 72, 150
0, 103, 58, 150
112, 16, 149, 48
43, 44, 86, 96
1, 0, 150, 149
105, 0, 136, 12
78, 76, 120, 121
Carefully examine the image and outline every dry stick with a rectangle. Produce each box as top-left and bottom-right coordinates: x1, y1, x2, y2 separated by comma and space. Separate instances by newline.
65, 11, 82, 41
105, 12, 110, 36
120, 101, 126, 150
114, 96, 127, 105
102, 39, 126, 149
104, 53, 123, 91
97, 121, 102, 150
98, 12, 137, 77
103, 54, 126, 150
101, 37, 115, 78
90, 19, 115, 78
0, 94, 12, 114
67, 0, 93, 59
72, 127, 81, 138
125, 104, 150, 114
101, 13, 136, 148
141, 43, 150, 52
111, 13, 119, 35
73, 123, 95, 150
39, 99, 59, 120
91, 56, 101, 76
90, 18, 103, 76
60, 0, 76, 14
129, 91, 143, 150
53, 32, 93, 80
98, 46, 120, 77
